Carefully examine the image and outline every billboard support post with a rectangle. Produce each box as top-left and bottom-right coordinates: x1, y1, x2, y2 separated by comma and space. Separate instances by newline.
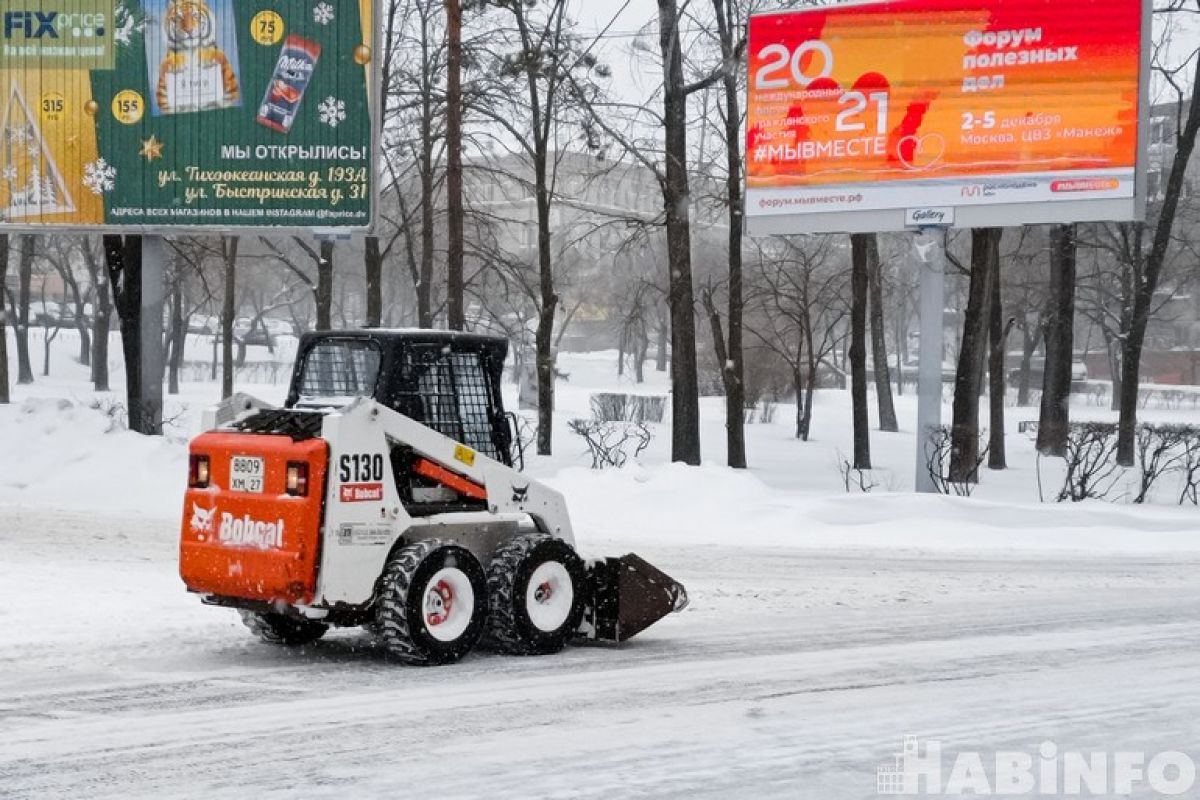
913, 227, 946, 494
140, 234, 166, 434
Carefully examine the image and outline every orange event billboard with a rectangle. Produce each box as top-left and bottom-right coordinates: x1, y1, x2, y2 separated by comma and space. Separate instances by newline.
745, 0, 1147, 233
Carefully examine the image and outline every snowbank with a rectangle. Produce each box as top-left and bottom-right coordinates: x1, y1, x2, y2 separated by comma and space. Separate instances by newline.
1, 337, 1197, 554
0, 398, 186, 516
552, 462, 1200, 554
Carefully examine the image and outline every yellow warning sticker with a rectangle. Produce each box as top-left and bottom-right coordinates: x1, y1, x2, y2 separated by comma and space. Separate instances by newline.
453, 444, 476, 467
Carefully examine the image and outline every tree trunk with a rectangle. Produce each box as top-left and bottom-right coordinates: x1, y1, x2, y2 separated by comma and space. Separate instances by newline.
988, 250, 1008, 469
1117, 69, 1200, 464
635, 328, 648, 383
15, 235, 34, 385
83, 240, 112, 392
1037, 224, 1076, 456
92, 302, 111, 394
866, 233, 898, 432
658, 0, 701, 466
713, 0, 745, 469
103, 235, 144, 432
445, 0, 465, 331
849, 234, 872, 469
655, 316, 668, 372
793, 365, 804, 439
0, 234, 8, 404
364, 235, 383, 328
1016, 320, 1039, 406
1107, 339, 1122, 411
42, 328, 53, 376
418, 42, 436, 329
533, 152, 557, 456
77, 314, 91, 367
950, 228, 1000, 482
221, 237, 238, 399
704, 289, 732, 432
894, 291, 907, 396
317, 240, 334, 331
168, 278, 184, 395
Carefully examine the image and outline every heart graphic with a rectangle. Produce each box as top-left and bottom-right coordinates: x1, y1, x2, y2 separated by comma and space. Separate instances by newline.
897, 133, 946, 171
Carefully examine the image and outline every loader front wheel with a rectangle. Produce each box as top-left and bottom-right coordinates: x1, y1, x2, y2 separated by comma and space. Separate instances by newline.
485, 534, 585, 655
374, 539, 488, 665
239, 611, 328, 646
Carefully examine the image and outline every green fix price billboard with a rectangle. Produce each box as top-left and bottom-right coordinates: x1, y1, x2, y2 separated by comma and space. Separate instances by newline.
0, 0, 376, 231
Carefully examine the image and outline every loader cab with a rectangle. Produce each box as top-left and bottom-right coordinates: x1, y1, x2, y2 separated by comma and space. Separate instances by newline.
285, 330, 515, 471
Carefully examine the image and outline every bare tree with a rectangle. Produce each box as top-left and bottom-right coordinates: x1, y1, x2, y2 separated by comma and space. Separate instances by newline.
707, 0, 748, 468
747, 236, 847, 440
446, 0, 466, 330
988, 254, 1015, 469
14, 234, 34, 385
472, 0, 609, 456
949, 228, 1000, 483
221, 236, 239, 399
1037, 224, 1076, 455
866, 234, 898, 432
0, 233, 8, 403
1116, 73, 1200, 462
81, 238, 113, 392
102, 235, 157, 433
849, 233, 872, 469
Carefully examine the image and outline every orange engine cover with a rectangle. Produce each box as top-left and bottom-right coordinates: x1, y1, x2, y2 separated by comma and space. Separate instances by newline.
180, 432, 328, 605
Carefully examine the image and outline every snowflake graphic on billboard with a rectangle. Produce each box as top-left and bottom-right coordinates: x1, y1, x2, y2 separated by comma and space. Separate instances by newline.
313, 2, 335, 25
83, 159, 117, 195
318, 96, 346, 127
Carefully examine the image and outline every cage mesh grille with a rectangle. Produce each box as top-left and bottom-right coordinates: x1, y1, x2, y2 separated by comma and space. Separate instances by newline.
399, 348, 501, 460
296, 340, 381, 398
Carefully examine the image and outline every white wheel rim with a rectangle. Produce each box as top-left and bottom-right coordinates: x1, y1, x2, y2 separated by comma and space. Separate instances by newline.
525, 561, 574, 633
422, 567, 475, 642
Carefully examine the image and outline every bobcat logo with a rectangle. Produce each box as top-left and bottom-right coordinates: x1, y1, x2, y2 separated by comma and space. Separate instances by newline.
511, 484, 529, 503
190, 503, 215, 534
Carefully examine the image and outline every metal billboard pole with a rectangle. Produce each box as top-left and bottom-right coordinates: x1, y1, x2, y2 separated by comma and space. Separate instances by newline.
912, 225, 947, 493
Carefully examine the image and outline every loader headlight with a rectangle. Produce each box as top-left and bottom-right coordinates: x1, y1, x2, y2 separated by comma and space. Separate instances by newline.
286, 461, 309, 496
189, 454, 210, 488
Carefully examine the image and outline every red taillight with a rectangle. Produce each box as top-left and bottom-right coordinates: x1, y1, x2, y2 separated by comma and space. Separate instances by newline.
286, 461, 310, 496
189, 454, 210, 488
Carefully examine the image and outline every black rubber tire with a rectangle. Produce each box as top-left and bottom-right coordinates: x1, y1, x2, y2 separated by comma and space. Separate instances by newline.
484, 534, 586, 655
374, 539, 488, 665
239, 610, 328, 646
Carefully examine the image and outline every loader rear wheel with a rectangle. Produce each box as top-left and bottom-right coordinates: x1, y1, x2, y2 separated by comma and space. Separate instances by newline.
485, 534, 585, 655
374, 539, 488, 666
239, 611, 328, 646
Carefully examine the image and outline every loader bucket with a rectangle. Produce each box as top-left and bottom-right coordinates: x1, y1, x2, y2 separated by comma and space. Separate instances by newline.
578, 554, 689, 643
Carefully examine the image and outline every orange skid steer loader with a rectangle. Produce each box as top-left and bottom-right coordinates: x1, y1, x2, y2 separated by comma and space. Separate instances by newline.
180, 331, 687, 665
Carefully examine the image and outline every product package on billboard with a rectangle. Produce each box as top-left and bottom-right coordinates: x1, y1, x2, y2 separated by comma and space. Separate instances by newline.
258, 35, 321, 134
145, 0, 244, 116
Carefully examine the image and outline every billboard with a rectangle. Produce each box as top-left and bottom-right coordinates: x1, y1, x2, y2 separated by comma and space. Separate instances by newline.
0, 0, 376, 232
745, 0, 1148, 234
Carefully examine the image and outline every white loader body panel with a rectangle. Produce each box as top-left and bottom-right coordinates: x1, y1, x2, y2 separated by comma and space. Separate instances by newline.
205, 394, 574, 608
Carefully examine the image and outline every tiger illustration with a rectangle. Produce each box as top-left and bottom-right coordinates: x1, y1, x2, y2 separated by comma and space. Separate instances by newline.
155, 0, 240, 114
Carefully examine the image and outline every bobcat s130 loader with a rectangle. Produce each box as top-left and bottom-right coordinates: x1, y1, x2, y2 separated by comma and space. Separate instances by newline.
180, 330, 687, 664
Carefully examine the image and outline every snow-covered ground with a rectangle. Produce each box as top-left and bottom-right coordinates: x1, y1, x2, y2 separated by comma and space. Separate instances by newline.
1, 328, 1198, 798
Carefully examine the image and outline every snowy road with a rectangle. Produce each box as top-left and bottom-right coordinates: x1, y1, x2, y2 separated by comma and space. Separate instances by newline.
1, 507, 1198, 799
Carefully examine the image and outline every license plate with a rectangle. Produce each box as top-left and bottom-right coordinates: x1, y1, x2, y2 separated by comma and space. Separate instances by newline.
229, 456, 265, 493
